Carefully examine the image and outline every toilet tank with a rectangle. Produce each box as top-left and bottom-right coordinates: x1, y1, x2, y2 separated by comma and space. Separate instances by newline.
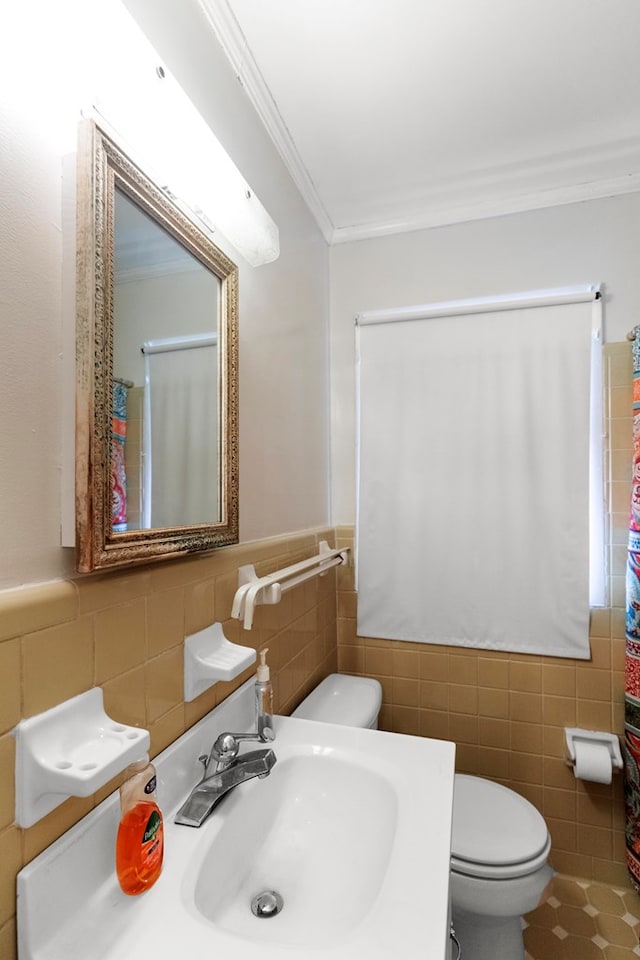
291, 674, 382, 729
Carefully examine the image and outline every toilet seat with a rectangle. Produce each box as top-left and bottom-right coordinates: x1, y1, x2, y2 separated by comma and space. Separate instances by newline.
451, 774, 551, 880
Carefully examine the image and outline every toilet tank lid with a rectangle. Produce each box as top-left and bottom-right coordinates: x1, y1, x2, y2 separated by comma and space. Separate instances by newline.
452, 774, 549, 868
291, 674, 382, 727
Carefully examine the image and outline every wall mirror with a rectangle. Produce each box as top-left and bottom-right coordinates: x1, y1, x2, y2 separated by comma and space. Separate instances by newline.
75, 119, 239, 572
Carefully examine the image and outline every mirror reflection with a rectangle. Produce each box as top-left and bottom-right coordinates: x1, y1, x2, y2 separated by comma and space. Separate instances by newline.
112, 189, 222, 531
75, 119, 239, 573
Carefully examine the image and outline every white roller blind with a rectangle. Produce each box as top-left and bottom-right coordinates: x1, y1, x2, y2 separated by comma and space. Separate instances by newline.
356, 286, 601, 659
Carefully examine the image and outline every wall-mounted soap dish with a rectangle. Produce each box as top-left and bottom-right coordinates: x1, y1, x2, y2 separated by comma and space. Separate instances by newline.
14, 688, 150, 828
184, 621, 256, 701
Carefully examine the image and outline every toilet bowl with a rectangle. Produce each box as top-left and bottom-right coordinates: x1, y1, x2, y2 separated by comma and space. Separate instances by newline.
450, 774, 553, 960
293, 674, 553, 960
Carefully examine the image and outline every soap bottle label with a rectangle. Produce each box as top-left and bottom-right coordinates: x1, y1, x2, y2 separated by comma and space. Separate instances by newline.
144, 775, 157, 795
143, 809, 161, 844
141, 809, 163, 873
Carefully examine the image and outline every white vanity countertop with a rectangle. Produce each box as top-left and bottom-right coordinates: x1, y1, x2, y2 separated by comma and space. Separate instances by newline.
18, 679, 455, 960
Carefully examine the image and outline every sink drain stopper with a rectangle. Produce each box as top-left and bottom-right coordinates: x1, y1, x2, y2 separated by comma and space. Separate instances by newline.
251, 890, 284, 918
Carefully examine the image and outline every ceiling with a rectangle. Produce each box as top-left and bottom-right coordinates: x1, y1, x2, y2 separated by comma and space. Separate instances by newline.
198, 0, 640, 244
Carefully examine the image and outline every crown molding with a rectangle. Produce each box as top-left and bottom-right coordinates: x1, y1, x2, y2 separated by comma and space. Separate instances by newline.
115, 257, 200, 285
198, 0, 640, 247
332, 172, 640, 245
198, 0, 335, 244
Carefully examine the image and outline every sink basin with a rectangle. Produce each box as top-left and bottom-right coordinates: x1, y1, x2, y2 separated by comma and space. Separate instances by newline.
179, 716, 455, 958
18, 677, 456, 960
193, 752, 397, 945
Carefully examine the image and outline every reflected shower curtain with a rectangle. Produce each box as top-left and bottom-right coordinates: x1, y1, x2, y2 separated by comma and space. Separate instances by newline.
625, 328, 640, 891
143, 341, 217, 528
112, 380, 128, 532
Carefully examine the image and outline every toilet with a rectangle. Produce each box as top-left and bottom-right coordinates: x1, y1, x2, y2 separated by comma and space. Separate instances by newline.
292, 672, 382, 728
292, 674, 553, 960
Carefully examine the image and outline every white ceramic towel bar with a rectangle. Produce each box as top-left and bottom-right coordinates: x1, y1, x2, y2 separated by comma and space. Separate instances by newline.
231, 540, 350, 630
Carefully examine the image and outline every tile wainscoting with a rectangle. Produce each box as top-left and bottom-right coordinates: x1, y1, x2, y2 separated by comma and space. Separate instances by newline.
0, 528, 338, 959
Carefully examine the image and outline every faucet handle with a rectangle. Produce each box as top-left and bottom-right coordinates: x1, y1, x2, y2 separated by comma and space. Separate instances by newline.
213, 732, 244, 761
210, 730, 259, 766
206, 729, 273, 776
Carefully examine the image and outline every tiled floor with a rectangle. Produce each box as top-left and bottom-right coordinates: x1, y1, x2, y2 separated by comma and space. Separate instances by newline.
524, 874, 640, 959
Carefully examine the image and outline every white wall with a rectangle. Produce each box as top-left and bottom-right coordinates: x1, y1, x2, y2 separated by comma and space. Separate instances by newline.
4, 2, 636, 588
330, 193, 640, 523
0, 0, 330, 590
114, 269, 220, 386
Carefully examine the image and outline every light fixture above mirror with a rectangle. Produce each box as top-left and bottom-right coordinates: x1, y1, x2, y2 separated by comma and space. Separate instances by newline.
75, 119, 239, 572
89, 0, 279, 268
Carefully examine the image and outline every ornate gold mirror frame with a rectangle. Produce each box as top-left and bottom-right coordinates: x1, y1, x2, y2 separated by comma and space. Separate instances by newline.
75, 119, 239, 572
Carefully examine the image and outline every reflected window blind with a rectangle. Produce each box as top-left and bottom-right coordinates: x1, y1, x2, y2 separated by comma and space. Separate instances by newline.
355, 286, 601, 659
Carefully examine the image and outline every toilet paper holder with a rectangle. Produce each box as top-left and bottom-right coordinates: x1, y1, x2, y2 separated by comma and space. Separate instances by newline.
564, 727, 623, 774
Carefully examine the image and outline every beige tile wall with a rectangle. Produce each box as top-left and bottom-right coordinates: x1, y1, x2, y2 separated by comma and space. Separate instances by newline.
1, 342, 636, 958
336, 342, 636, 893
0, 527, 338, 959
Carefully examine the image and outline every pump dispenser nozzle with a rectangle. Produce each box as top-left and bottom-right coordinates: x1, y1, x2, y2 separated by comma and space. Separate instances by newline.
257, 648, 270, 683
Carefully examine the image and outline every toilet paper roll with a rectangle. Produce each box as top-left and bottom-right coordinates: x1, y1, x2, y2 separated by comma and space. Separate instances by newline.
572, 739, 613, 784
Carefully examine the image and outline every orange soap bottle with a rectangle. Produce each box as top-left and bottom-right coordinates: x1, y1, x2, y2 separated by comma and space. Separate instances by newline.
116, 756, 164, 896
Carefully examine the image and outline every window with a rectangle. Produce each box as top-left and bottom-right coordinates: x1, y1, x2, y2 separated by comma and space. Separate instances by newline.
356, 285, 603, 658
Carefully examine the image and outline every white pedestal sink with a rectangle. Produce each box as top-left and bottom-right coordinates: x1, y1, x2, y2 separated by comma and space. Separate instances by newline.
18, 677, 455, 960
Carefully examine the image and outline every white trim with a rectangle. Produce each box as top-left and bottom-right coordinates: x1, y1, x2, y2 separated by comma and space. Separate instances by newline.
589, 298, 607, 607
356, 285, 601, 327
197, 0, 335, 244
333, 175, 640, 245
115, 258, 201, 285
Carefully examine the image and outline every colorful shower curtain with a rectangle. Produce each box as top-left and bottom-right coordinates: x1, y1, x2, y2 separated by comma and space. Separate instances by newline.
625, 328, 640, 891
112, 380, 128, 532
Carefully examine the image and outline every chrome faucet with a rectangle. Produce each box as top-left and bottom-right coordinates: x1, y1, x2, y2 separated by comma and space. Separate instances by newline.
174, 730, 277, 828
